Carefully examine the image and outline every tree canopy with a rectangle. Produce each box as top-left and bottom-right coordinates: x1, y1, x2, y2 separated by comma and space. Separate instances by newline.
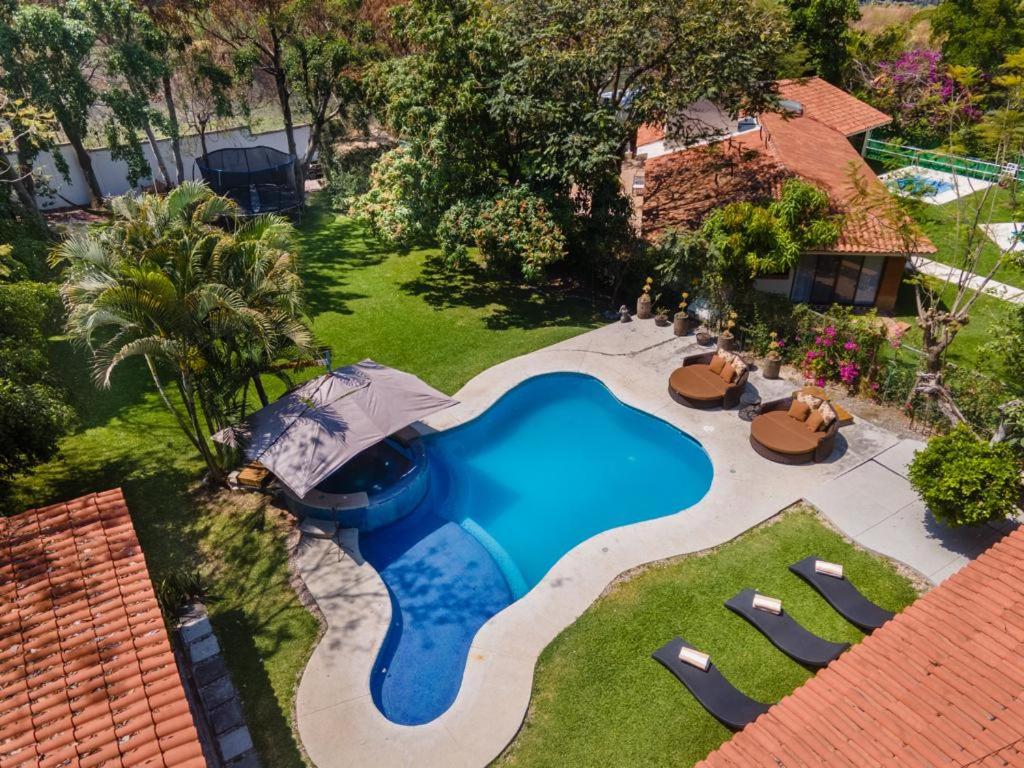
354, 0, 790, 280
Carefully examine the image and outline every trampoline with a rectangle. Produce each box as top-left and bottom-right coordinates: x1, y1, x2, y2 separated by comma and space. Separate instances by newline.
195, 146, 303, 215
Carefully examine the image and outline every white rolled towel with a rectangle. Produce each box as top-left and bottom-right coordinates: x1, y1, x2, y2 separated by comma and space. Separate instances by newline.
752, 594, 782, 614
815, 559, 844, 579
678, 646, 711, 671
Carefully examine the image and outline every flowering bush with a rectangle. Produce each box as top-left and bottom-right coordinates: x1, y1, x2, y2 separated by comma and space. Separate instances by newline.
867, 49, 980, 146
795, 309, 887, 393
437, 186, 566, 281
348, 147, 431, 250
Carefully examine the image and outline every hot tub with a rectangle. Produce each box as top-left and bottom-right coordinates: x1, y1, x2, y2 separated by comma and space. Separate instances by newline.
283, 437, 429, 530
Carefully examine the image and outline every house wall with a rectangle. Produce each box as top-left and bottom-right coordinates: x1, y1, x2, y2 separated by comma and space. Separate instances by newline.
754, 253, 908, 313
7, 124, 311, 210
754, 273, 795, 297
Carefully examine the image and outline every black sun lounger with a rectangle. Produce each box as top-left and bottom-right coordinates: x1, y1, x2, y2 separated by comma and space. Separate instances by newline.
725, 588, 849, 668
651, 636, 769, 730
789, 555, 894, 632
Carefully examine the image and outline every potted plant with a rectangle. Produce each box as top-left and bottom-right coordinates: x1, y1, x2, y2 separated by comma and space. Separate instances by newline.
637, 276, 654, 319
763, 331, 783, 379
673, 292, 692, 336
718, 310, 738, 352
655, 307, 670, 326
695, 324, 713, 346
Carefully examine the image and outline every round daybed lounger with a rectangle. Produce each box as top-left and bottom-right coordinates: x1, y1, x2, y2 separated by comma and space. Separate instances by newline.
669, 351, 749, 409
749, 396, 839, 464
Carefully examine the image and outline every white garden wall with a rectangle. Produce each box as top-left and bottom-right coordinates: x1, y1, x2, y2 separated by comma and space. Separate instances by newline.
10, 123, 311, 210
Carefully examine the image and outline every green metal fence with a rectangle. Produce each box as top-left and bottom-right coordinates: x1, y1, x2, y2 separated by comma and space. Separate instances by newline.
864, 138, 1023, 184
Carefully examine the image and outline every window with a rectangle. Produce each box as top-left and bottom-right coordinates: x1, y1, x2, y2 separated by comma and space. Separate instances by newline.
790, 255, 884, 306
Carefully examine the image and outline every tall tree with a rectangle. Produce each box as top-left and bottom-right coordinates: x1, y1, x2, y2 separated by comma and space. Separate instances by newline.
0, 1, 105, 208
282, 0, 377, 175
931, 0, 1024, 72
783, 0, 861, 84
76, 0, 176, 189
55, 182, 316, 482
174, 40, 237, 161
200, 0, 302, 192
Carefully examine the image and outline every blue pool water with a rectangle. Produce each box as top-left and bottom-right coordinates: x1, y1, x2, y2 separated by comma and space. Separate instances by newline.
896, 173, 954, 196
359, 373, 714, 725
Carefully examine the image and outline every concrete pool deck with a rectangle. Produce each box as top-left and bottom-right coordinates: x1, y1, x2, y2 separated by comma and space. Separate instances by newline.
292, 319, 1011, 768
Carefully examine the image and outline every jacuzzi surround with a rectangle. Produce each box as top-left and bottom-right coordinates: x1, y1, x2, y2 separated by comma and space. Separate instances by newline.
358, 373, 713, 725
283, 438, 430, 530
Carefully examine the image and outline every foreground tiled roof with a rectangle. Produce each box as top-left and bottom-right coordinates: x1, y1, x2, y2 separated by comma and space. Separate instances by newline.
0, 489, 207, 768
778, 77, 892, 137
697, 527, 1024, 767
642, 111, 935, 255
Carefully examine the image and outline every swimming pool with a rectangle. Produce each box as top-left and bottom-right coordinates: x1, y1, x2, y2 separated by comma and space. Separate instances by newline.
895, 173, 954, 197
359, 373, 714, 725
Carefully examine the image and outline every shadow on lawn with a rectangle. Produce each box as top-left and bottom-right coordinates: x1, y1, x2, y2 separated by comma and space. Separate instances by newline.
297, 209, 393, 317
201, 501, 316, 768
400, 255, 602, 331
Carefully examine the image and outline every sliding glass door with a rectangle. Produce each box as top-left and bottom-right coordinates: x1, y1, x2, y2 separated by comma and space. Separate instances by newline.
790, 254, 885, 306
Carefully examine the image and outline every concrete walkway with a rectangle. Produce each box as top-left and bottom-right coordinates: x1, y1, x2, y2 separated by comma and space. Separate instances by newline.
291, 320, 1009, 768
807, 439, 1011, 583
912, 255, 1024, 303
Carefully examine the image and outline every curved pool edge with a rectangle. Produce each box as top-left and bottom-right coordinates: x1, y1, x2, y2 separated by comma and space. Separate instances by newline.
292, 340, 869, 768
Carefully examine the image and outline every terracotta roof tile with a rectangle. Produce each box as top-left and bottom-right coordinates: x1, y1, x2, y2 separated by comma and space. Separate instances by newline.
778, 77, 892, 136
697, 528, 1024, 768
641, 110, 935, 256
0, 489, 207, 768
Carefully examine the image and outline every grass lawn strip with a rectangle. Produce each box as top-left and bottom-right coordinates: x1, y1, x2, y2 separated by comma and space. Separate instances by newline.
498, 508, 921, 768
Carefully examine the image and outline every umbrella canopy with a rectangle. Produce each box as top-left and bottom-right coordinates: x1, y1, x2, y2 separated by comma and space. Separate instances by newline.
214, 360, 456, 498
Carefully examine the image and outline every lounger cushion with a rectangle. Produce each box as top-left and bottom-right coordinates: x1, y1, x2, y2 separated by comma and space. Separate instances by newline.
720, 365, 737, 384
805, 411, 825, 432
709, 355, 726, 374
819, 402, 837, 427
670, 365, 728, 402
788, 400, 811, 421
751, 411, 823, 455
798, 392, 823, 409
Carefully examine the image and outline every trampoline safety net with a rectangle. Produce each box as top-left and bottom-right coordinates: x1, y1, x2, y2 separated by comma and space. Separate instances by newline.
195, 146, 303, 215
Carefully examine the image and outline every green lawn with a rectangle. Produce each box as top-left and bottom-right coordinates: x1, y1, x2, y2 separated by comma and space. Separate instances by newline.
913, 186, 1024, 289
892, 277, 1012, 377
497, 509, 920, 768
2, 199, 601, 767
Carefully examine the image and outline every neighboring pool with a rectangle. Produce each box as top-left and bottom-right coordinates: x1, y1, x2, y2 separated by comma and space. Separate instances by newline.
359, 373, 713, 725
895, 173, 954, 196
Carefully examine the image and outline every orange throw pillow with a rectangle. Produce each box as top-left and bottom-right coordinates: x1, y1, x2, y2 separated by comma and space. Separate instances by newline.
709, 355, 726, 374
805, 411, 826, 432
788, 400, 811, 421
719, 365, 737, 384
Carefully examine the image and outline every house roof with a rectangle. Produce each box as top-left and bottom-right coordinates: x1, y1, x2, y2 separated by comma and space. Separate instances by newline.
641, 111, 935, 256
778, 77, 892, 137
0, 489, 207, 768
697, 527, 1024, 768
635, 78, 890, 151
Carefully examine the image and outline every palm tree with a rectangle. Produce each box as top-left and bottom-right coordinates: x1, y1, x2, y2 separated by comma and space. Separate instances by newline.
54, 182, 316, 482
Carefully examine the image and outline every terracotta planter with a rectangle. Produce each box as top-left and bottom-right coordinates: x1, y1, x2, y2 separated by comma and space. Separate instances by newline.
673, 312, 691, 336
655, 314, 670, 327
718, 333, 737, 352
695, 329, 713, 346
762, 356, 782, 379
636, 293, 653, 319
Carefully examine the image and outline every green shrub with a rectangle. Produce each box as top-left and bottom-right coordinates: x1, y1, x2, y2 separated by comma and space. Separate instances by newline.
908, 424, 1021, 526
326, 143, 392, 210
437, 186, 566, 281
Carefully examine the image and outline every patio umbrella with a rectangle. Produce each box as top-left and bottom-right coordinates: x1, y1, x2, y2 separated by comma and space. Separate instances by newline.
213, 359, 456, 498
